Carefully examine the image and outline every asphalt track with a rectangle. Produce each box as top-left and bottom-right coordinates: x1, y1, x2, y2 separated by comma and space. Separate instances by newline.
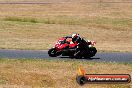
0, 49, 132, 62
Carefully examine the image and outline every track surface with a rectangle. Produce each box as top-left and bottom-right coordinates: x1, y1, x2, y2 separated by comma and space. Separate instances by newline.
0, 49, 132, 62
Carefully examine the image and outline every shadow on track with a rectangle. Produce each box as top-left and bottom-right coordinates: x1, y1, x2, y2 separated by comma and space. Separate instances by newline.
85, 57, 100, 60
59, 56, 100, 60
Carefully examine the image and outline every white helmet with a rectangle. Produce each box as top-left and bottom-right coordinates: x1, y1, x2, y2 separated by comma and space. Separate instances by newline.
72, 33, 79, 38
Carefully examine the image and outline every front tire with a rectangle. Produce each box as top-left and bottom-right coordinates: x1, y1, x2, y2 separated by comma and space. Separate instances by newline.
89, 47, 97, 57
48, 48, 57, 57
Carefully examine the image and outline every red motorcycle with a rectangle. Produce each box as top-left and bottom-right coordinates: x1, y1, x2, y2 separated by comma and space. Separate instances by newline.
48, 36, 97, 58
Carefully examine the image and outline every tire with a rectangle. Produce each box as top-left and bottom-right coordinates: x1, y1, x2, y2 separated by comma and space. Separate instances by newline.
76, 75, 86, 85
48, 48, 57, 57
89, 47, 97, 57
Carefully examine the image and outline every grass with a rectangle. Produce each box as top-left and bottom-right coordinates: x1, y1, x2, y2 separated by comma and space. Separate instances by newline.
0, 0, 132, 52
0, 58, 132, 88
0, 19, 131, 52
4, 17, 38, 23
3, 16, 132, 27
0, 1, 131, 88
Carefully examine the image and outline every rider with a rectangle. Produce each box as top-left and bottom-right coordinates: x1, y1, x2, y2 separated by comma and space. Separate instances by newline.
71, 33, 91, 58
72, 33, 90, 47
71, 33, 82, 58
71, 33, 81, 44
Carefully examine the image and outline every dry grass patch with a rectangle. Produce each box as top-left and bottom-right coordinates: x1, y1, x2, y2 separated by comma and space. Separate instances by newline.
0, 1, 132, 52
0, 58, 132, 88
0, 19, 132, 51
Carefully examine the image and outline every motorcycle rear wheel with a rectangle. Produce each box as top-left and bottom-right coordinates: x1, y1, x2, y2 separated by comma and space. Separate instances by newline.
83, 47, 97, 58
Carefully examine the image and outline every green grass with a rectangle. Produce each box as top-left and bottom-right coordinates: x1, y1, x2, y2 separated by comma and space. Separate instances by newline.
3, 16, 83, 25
4, 17, 38, 23
3, 16, 132, 28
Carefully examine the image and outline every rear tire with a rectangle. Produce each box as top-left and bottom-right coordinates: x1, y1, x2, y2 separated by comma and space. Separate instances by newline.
48, 48, 57, 57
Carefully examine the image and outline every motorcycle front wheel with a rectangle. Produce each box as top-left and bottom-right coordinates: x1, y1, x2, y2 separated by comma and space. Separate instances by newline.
89, 47, 97, 57
48, 48, 57, 57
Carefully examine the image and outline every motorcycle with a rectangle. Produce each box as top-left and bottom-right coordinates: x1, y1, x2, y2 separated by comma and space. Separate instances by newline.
48, 36, 97, 59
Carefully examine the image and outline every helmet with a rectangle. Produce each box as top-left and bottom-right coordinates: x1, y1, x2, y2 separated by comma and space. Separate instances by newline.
72, 33, 80, 43
72, 33, 79, 38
